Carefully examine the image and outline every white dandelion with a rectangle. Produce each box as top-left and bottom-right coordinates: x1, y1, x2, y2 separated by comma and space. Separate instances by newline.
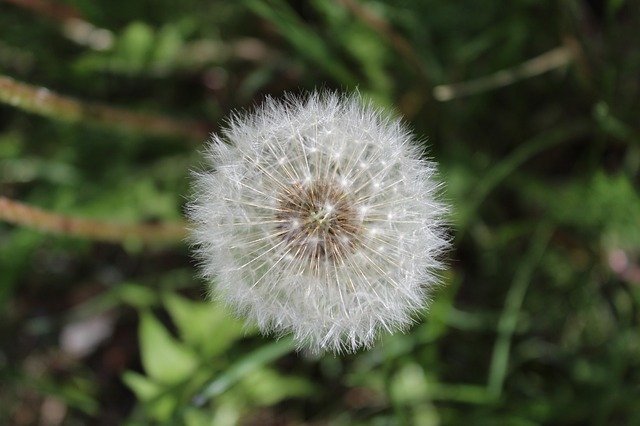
188, 91, 448, 354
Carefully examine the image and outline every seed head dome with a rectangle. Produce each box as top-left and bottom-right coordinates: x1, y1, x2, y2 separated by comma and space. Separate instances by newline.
189, 92, 448, 354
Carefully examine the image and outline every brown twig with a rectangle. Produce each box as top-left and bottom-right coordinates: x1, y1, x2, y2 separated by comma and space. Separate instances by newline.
61, 18, 115, 51
2, 0, 84, 22
0, 74, 210, 140
337, 0, 430, 85
2, 0, 114, 50
433, 45, 576, 102
0, 196, 187, 244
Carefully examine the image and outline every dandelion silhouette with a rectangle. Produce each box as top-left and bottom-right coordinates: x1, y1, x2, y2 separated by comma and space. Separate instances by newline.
189, 92, 448, 354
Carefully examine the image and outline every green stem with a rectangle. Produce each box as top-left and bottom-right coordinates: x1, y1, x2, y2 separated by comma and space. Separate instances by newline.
192, 337, 295, 406
486, 225, 553, 400
456, 121, 590, 240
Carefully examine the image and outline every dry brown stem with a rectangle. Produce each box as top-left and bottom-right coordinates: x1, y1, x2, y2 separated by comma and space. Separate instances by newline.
0, 74, 210, 140
433, 45, 575, 102
2, 0, 84, 22
2, 0, 115, 50
0, 196, 187, 244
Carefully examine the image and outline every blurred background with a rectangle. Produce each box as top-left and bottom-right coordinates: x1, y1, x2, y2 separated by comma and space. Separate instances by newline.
1, 0, 639, 424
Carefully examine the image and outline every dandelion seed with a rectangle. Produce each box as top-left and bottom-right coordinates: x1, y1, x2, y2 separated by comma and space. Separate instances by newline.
188, 91, 449, 354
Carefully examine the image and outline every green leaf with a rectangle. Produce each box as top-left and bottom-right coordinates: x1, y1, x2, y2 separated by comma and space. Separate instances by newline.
455, 122, 591, 237
117, 22, 155, 71
193, 338, 295, 406
122, 372, 178, 422
390, 363, 429, 405
152, 25, 184, 69
182, 407, 215, 426
139, 311, 199, 384
117, 283, 158, 308
122, 371, 162, 400
163, 293, 247, 358
239, 368, 315, 405
245, 0, 357, 86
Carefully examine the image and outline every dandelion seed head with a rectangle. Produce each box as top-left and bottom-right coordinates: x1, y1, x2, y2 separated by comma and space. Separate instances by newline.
189, 91, 449, 354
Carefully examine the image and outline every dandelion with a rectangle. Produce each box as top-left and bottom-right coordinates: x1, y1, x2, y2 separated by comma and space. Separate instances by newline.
188, 91, 448, 354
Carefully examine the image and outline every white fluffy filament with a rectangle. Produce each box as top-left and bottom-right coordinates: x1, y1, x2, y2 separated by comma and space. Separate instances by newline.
188, 91, 449, 354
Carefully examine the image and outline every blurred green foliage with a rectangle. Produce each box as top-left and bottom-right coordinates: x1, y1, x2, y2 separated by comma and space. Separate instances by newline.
1, 0, 639, 424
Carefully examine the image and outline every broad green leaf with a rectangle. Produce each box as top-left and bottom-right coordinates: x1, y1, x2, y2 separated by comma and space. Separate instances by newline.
152, 25, 184, 69
183, 407, 215, 426
413, 403, 440, 426
211, 401, 242, 426
163, 293, 246, 358
117, 22, 155, 71
139, 311, 199, 384
239, 368, 315, 406
117, 283, 158, 308
122, 371, 178, 422
122, 371, 162, 401
390, 363, 429, 405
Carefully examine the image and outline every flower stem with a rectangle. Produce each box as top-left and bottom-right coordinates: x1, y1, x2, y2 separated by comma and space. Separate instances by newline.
433, 45, 576, 101
0, 196, 186, 244
0, 74, 210, 140
2, 0, 84, 22
486, 226, 553, 400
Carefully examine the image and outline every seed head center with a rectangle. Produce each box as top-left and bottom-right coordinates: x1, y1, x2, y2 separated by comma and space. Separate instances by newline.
276, 180, 360, 265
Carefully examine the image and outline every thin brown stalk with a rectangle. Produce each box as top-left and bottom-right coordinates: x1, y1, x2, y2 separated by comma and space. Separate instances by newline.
2, 0, 84, 22
0, 196, 187, 244
433, 45, 575, 102
0, 74, 210, 140
61, 18, 115, 51
2, 0, 114, 50
337, 0, 430, 85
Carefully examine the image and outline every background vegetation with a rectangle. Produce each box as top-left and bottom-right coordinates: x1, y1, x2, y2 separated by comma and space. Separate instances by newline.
1, 0, 639, 424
